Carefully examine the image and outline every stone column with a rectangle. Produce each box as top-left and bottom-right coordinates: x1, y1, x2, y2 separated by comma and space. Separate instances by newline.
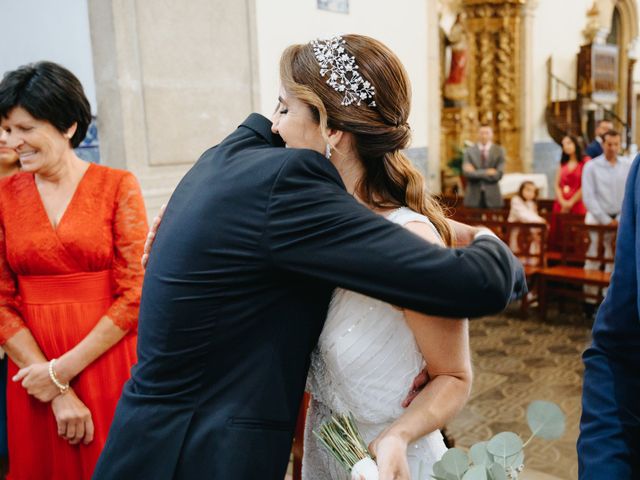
426, 0, 442, 193
87, 0, 260, 217
520, 0, 537, 171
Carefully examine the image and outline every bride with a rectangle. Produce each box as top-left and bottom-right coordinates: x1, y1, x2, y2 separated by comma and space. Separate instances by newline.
270, 34, 473, 479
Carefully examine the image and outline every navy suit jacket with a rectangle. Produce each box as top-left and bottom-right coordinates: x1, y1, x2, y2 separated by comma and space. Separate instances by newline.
578, 155, 640, 478
94, 114, 525, 480
585, 139, 603, 159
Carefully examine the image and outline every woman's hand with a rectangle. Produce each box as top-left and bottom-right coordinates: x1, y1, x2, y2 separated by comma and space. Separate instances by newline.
369, 431, 411, 480
141, 204, 166, 269
51, 389, 94, 445
13, 361, 60, 402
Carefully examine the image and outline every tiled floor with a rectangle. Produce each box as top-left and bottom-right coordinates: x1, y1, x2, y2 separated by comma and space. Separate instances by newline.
446, 305, 592, 480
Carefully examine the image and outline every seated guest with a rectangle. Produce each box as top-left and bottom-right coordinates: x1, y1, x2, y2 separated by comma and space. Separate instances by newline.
508, 181, 545, 223
508, 181, 545, 264
585, 119, 613, 159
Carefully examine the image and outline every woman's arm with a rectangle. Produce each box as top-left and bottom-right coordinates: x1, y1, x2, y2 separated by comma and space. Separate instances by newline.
16, 172, 148, 388
554, 169, 570, 211
567, 188, 582, 208
369, 221, 472, 479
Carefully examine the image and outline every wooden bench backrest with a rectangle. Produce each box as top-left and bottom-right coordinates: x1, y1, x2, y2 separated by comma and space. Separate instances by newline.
560, 222, 618, 267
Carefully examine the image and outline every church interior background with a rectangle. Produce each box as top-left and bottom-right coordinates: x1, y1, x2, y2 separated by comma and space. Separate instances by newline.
3, 1, 639, 479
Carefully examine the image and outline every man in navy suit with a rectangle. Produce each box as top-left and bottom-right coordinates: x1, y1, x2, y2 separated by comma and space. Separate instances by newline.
585, 119, 613, 159
94, 114, 525, 480
578, 154, 640, 478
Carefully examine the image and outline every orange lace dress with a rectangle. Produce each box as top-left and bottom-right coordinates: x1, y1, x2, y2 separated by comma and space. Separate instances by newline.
0, 163, 148, 480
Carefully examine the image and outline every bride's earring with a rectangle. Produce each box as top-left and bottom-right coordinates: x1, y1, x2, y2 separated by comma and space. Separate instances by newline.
325, 144, 332, 159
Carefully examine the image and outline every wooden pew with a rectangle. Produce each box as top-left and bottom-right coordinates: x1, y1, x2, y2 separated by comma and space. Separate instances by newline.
537, 222, 617, 320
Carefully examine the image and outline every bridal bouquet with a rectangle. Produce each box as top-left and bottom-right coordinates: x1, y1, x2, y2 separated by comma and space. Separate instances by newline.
314, 413, 379, 480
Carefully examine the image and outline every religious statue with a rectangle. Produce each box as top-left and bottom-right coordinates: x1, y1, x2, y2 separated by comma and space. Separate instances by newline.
444, 14, 469, 104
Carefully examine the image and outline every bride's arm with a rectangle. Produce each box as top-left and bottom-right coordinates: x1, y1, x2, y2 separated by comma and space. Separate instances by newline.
369, 221, 472, 478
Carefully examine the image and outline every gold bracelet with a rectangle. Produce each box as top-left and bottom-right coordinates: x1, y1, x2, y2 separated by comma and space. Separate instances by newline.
48, 358, 70, 395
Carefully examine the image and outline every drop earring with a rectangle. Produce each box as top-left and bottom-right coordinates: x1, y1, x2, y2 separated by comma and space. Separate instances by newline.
325, 144, 332, 159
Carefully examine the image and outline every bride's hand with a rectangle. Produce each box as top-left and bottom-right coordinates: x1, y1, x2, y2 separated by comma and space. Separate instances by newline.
141, 204, 166, 268
369, 431, 410, 480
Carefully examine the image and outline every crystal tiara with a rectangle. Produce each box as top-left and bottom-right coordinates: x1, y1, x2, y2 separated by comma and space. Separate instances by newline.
310, 35, 376, 108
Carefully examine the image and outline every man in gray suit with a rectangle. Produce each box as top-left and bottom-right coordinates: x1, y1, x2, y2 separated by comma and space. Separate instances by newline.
462, 125, 505, 208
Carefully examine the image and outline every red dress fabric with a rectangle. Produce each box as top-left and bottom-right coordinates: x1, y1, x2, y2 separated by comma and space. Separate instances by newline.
549, 157, 589, 249
0, 163, 147, 480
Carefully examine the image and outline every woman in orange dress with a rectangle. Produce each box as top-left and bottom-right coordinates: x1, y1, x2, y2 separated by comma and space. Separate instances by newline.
0, 62, 147, 479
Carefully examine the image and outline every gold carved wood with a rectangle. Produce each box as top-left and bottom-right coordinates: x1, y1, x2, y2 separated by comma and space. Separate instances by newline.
458, 0, 526, 172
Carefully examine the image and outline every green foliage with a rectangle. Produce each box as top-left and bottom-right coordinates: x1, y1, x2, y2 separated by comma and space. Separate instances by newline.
431, 401, 565, 480
313, 413, 370, 472
447, 146, 465, 176
526, 400, 566, 440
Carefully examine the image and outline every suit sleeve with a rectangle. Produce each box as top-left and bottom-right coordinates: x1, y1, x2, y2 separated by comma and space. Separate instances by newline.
263, 149, 527, 318
488, 146, 506, 183
462, 149, 488, 181
578, 155, 640, 478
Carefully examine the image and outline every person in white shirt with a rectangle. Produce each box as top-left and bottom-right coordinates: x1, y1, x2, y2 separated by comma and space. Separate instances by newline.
581, 130, 632, 304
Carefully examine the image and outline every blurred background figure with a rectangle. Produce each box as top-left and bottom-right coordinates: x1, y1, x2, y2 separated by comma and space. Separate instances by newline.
549, 135, 589, 250
582, 130, 631, 309
508, 181, 546, 224
0, 138, 19, 178
462, 125, 505, 209
0, 135, 17, 480
585, 119, 614, 159
0, 61, 147, 480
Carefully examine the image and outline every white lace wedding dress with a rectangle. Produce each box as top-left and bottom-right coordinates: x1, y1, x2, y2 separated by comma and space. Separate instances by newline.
302, 207, 448, 480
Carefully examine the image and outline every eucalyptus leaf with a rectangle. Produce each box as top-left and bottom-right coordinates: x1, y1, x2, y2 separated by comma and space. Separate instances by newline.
470, 442, 492, 466
432, 460, 459, 480
462, 464, 488, 480
505, 450, 525, 469
488, 463, 508, 480
441, 448, 470, 479
487, 432, 523, 459
526, 400, 566, 440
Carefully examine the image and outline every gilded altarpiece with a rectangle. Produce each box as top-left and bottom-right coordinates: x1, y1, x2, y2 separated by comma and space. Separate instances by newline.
441, 0, 527, 175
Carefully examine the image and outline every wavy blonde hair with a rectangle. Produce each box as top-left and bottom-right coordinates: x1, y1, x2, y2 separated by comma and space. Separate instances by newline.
279, 34, 454, 246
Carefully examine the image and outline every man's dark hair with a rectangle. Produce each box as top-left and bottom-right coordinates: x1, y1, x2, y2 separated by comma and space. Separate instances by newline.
0, 61, 91, 148
602, 129, 621, 143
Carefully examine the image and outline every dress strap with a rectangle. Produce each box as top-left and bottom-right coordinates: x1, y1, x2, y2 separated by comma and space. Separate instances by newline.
387, 207, 442, 241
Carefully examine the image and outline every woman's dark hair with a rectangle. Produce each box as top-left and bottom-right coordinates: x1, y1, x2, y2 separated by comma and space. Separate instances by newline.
559, 135, 583, 165
517, 181, 538, 201
560, 135, 583, 165
0, 61, 91, 148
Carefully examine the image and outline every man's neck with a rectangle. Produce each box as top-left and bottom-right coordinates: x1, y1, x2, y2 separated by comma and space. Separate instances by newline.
604, 154, 617, 165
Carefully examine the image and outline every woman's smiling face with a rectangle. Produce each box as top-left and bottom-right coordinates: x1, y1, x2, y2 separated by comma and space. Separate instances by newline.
270, 87, 326, 155
0, 106, 74, 174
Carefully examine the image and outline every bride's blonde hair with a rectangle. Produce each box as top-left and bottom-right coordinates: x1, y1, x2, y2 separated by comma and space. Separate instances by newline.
279, 34, 454, 246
